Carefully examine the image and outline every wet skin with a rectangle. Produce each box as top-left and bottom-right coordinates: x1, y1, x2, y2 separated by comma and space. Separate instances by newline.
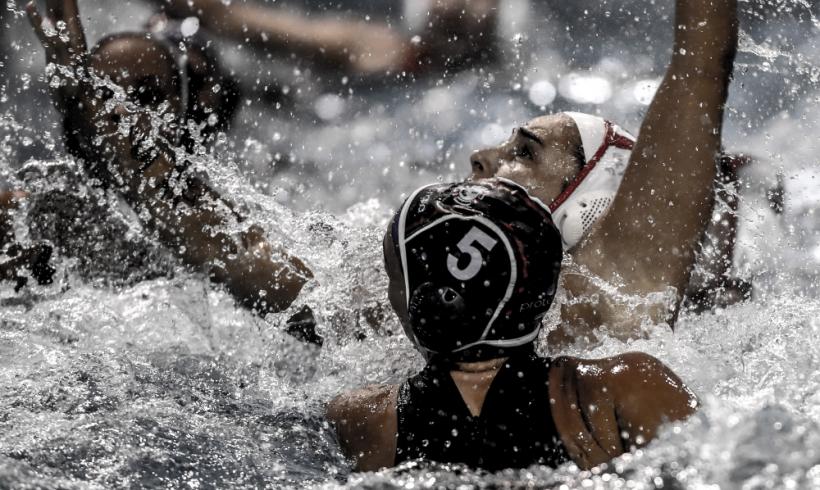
144, 0, 499, 77
469, 114, 584, 206
28, 0, 311, 314
331, 0, 738, 472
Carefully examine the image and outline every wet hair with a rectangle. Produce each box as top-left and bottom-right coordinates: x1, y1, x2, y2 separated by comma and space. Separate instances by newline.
571, 138, 586, 171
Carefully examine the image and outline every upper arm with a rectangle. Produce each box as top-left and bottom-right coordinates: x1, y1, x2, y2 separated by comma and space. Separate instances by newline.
575, 0, 739, 312
606, 353, 697, 448
326, 385, 398, 472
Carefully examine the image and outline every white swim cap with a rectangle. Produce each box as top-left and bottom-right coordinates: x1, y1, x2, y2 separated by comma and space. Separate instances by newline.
548, 112, 636, 250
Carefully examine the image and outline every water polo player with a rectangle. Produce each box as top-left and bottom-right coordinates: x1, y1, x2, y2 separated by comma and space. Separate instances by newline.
27, 0, 739, 345
469, 0, 739, 342
27, 0, 310, 314
327, 179, 698, 471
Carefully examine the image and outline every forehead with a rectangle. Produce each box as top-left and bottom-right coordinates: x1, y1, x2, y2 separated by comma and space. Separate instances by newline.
90, 36, 177, 82
524, 113, 576, 137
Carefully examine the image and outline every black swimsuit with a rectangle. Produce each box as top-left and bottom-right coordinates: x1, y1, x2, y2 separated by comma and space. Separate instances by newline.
396, 352, 569, 471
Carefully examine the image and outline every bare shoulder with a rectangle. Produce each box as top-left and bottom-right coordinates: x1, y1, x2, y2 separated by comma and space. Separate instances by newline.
594, 352, 684, 388
559, 352, 688, 393
573, 353, 697, 428
552, 353, 696, 456
327, 384, 396, 423
327, 384, 399, 472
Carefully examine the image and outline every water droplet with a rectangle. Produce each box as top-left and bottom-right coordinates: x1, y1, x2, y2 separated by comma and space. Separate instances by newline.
180, 17, 201, 37
528, 80, 557, 107
314, 94, 345, 121
633, 79, 660, 105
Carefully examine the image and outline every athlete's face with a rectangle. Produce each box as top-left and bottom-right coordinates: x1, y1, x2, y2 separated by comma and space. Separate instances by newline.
469, 113, 583, 205
87, 36, 183, 153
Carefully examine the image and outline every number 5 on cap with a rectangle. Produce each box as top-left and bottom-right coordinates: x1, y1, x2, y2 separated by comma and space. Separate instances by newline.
447, 227, 498, 281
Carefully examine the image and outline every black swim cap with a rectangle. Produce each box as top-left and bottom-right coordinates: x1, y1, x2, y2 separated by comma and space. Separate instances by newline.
389, 178, 562, 362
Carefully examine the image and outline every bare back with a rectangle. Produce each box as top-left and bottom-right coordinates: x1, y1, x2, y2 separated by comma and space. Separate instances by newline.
327, 353, 696, 472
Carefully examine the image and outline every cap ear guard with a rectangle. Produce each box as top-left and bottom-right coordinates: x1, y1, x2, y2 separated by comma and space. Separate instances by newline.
549, 112, 636, 250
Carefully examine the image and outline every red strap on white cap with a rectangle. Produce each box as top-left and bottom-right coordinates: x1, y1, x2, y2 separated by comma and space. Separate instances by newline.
548, 113, 636, 250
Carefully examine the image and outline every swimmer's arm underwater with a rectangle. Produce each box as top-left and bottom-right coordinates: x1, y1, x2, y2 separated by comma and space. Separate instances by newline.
27, 0, 311, 314
569, 0, 739, 329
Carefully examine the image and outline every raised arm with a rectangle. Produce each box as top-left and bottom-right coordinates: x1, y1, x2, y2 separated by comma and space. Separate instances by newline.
574, 0, 739, 324
120, 151, 311, 314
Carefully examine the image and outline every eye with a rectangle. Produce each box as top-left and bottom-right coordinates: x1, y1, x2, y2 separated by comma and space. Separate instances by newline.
514, 145, 533, 160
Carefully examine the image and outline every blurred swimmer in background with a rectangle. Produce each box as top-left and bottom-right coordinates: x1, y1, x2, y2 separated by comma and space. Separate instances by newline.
22, 0, 498, 323
26, 0, 313, 318
143, 0, 500, 78
2, 0, 248, 294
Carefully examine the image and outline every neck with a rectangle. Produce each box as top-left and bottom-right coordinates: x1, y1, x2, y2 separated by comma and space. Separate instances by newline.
455, 357, 508, 373
449, 357, 508, 417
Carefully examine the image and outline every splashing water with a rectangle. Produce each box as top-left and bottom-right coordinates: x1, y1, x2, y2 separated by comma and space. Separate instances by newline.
2, 0, 820, 488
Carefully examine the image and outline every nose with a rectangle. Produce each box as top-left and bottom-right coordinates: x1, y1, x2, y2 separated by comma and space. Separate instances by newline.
469, 148, 499, 179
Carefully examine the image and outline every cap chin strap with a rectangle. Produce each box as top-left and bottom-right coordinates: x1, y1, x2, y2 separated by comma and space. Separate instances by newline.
549, 112, 636, 251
